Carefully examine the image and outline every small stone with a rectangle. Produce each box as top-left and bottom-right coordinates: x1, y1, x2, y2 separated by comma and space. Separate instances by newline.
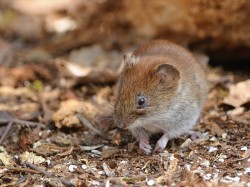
204, 173, 212, 180
218, 158, 224, 162
69, 165, 77, 172
147, 179, 155, 186
81, 164, 87, 170
209, 136, 217, 142
222, 133, 227, 139
120, 160, 127, 164
240, 146, 247, 151
39, 132, 42, 137
185, 164, 191, 172
91, 180, 100, 186
98, 170, 105, 175
169, 154, 174, 161
208, 146, 218, 152
46, 160, 51, 166
244, 167, 250, 174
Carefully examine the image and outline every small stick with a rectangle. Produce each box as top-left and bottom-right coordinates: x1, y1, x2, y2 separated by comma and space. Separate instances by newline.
232, 156, 250, 162
24, 161, 73, 187
0, 118, 46, 128
77, 114, 106, 139
44, 144, 80, 151
0, 121, 13, 145
0, 165, 39, 174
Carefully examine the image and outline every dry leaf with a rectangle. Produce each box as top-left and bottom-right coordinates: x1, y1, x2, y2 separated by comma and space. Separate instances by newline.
52, 99, 99, 128
0, 152, 14, 167
180, 138, 192, 148
223, 80, 250, 107
19, 151, 45, 164
227, 107, 245, 116
210, 122, 225, 136
100, 148, 120, 160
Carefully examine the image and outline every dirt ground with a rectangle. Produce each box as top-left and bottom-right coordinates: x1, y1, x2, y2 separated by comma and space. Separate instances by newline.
0, 1, 249, 187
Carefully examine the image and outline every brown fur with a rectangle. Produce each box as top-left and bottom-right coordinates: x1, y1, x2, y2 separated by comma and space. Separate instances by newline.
113, 40, 208, 153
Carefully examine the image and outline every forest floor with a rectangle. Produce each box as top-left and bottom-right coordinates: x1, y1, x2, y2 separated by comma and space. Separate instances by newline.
0, 44, 249, 187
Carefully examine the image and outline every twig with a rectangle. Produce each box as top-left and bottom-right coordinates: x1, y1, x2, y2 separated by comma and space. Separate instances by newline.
44, 144, 80, 151
24, 161, 73, 187
0, 165, 39, 174
0, 121, 13, 145
141, 160, 150, 171
109, 173, 162, 181
0, 118, 46, 128
232, 156, 250, 162
77, 114, 106, 139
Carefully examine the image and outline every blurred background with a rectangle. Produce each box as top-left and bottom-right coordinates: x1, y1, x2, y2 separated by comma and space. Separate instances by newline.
0, 0, 249, 69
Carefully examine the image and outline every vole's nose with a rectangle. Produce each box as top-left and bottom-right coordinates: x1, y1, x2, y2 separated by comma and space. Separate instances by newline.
117, 122, 125, 129
114, 118, 126, 129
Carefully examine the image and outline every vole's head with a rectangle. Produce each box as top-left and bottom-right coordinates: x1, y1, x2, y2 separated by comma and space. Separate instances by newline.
113, 54, 180, 129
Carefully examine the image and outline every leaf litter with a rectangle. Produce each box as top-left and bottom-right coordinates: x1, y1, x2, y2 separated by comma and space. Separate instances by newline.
0, 49, 249, 187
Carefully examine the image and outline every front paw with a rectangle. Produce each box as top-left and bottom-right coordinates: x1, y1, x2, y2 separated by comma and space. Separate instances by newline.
153, 140, 167, 153
153, 134, 168, 153
139, 140, 152, 155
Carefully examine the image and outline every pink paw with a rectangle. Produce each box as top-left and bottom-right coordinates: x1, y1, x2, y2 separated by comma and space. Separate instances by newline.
139, 139, 152, 155
153, 143, 165, 153
153, 135, 168, 153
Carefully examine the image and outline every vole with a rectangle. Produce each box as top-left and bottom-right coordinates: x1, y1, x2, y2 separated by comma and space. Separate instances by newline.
113, 40, 208, 154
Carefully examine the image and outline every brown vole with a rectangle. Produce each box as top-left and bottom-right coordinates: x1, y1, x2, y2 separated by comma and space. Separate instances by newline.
113, 40, 208, 154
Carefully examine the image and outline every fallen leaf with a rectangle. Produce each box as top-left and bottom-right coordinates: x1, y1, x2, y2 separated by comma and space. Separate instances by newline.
52, 99, 99, 128
227, 107, 245, 116
180, 138, 192, 148
19, 151, 45, 164
100, 148, 120, 160
223, 79, 250, 107
0, 152, 14, 167
53, 135, 73, 146
210, 122, 225, 136
57, 147, 74, 157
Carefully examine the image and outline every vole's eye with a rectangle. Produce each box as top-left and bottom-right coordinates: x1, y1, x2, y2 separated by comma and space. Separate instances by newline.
136, 95, 148, 109
138, 98, 145, 105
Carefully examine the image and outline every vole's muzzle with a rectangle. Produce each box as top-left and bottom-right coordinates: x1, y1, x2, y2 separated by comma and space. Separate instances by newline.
116, 121, 127, 129
113, 113, 131, 129
114, 118, 129, 129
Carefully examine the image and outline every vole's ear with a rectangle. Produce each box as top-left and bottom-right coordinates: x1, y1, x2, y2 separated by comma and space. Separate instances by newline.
153, 64, 180, 85
123, 53, 139, 68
